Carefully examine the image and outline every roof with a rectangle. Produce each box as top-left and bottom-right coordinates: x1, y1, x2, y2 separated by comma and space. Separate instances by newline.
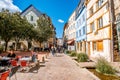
20, 4, 42, 17
20, 5, 56, 34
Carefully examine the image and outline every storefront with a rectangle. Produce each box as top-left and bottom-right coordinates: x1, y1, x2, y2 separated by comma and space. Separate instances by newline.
67, 39, 75, 51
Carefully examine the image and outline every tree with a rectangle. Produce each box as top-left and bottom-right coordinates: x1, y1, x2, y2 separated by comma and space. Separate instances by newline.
37, 14, 53, 46
0, 9, 15, 51
11, 12, 24, 50
24, 24, 36, 50
0, 10, 54, 51
12, 13, 34, 50
0, 9, 35, 51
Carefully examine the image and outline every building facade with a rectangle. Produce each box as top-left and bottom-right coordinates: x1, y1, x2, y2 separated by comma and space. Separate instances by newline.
21, 5, 42, 28
85, 0, 112, 61
75, 0, 87, 53
63, 23, 69, 40
7, 5, 56, 50
21, 5, 56, 49
20, 5, 42, 49
63, 23, 69, 50
67, 11, 76, 51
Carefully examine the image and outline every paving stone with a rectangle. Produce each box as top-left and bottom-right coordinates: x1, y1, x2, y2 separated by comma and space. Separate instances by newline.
9, 53, 100, 80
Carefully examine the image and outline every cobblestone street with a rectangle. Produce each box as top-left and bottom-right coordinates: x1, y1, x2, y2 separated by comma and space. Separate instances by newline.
10, 53, 99, 80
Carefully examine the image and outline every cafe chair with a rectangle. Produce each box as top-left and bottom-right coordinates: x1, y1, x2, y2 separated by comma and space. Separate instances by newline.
20, 60, 29, 72
0, 70, 10, 80
9, 66, 20, 80
10, 60, 18, 67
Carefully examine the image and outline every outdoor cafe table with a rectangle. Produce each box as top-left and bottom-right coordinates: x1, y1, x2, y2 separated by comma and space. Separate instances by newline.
19, 56, 38, 67
0, 69, 7, 73
0, 57, 11, 67
19, 57, 31, 61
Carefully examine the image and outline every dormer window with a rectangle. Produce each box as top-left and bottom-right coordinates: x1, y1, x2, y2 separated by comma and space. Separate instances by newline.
31, 16, 33, 21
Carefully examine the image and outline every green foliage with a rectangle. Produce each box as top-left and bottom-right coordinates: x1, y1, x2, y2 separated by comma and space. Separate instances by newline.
77, 53, 88, 62
66, 50, 71, 54
0, 9, 54, 51
70, 51, 77, 57
11, 13, 34, 50
115, 56, 120, 61
37, 14, 53, 43
0, 9, 16, 51
96, 57, 116, 74
0, 45, 3, 54
0, 9, 36, 51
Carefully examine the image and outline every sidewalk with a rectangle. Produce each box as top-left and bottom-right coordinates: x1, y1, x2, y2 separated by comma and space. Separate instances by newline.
10, 53, 100, 80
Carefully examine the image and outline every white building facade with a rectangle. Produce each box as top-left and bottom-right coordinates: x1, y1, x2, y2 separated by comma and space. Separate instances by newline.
67, 11, 76, 51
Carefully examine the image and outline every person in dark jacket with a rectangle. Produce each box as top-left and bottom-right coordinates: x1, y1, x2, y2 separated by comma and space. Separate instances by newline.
7, 49, 16, 58
51, 46, 55, 56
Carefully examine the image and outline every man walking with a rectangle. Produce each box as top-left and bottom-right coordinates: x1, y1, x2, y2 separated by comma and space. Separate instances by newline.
51, 46, 55, 56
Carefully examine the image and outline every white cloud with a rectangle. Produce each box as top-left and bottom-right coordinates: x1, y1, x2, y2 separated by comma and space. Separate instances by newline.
0, 0, 21, 12
58, 19, 64, 23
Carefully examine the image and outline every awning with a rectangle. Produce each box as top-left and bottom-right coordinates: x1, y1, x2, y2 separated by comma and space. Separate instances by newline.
67, 39, 74, 45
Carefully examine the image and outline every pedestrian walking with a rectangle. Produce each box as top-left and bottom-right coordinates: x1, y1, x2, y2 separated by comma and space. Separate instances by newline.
57, 47, 61, 53
31, 49, 38, 62
51, 46, 55, 56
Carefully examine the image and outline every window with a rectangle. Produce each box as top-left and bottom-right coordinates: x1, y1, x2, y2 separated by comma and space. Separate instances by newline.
97, 41, 103, 51
31, 16, 33, 21
79, 19, 81, 26
98, 0, 104, 8
93, 41, 103, 52
77, 22, 79, 28
74, 24, 75, 29
79, 30, 81, 36
89, 6, 94, 16
83, 27, 85, 35
93, 42, 97, 51
80, 42, 82, 51
96, 1, 99, 10
76, 31, 78, 38
82, 15, 85, 21
90, 22, 95, 32
98, 17, 103, 28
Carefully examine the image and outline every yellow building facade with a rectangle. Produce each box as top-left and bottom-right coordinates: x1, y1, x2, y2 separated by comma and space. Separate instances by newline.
85, 0, 113, 61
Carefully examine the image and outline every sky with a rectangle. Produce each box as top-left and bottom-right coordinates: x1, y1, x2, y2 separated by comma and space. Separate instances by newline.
0, 0, 80, 38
